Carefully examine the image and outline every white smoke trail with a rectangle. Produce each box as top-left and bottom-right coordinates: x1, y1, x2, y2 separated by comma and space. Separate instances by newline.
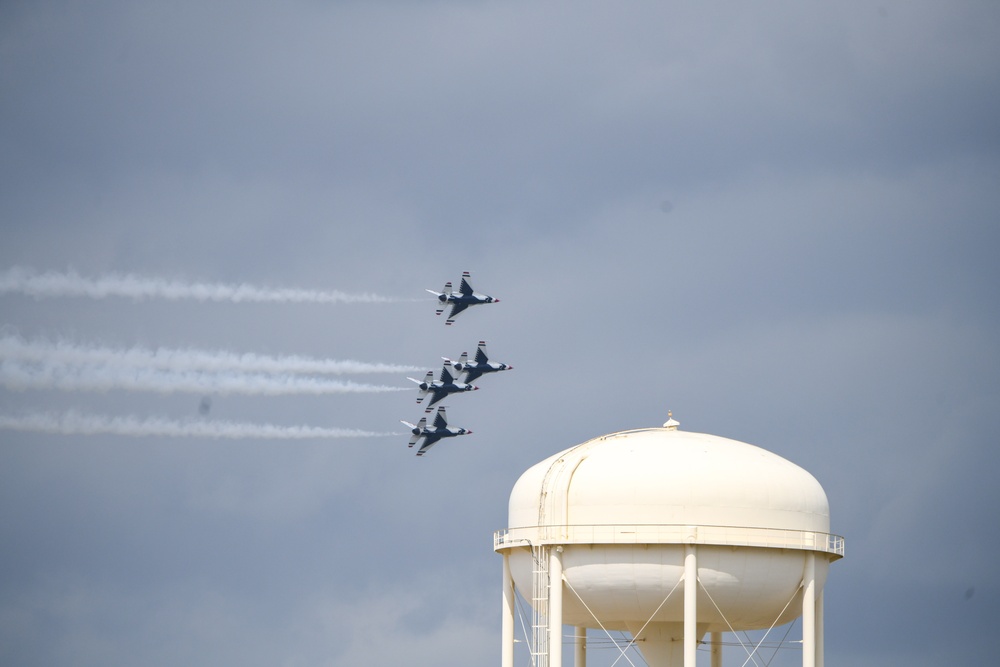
0, 335, 421, 375
0, 267, 403, 303
0, 411, 397, 439
0, 360, 409, 395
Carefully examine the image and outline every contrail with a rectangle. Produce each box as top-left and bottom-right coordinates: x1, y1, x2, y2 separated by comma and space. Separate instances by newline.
0, 411, 398, 439
0, 267, 403, 303
0, 360, 409, 395
0, 335, 422, 375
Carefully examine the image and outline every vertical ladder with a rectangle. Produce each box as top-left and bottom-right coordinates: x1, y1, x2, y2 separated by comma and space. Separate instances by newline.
531, 544, 550, 667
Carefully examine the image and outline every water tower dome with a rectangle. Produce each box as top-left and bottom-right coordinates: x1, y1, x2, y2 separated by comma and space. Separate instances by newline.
496, 418, 844, 667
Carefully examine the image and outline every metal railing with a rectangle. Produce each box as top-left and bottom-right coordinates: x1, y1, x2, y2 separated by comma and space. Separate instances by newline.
494, 523, 845, 558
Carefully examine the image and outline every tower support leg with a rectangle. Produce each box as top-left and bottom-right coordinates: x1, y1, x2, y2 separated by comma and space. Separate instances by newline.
816, 588, 824, 667
574, 625, 586, 667
685, 544, 697, 667
711, 631, 722, 667
502, 552, 514, 667
802, 552, 816, 667
549, 547, 564, 667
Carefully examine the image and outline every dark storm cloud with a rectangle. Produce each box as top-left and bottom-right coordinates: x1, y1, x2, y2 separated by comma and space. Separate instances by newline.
7, 2, 997, 226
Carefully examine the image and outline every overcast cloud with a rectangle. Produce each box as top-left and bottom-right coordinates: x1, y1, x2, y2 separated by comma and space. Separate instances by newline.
2, 2, 998, 665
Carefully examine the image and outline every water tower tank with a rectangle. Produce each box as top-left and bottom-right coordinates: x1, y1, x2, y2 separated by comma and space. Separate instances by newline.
495, 417, 844, 667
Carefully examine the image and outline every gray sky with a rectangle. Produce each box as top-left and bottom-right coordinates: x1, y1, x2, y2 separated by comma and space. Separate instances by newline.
1, 2, 998, 665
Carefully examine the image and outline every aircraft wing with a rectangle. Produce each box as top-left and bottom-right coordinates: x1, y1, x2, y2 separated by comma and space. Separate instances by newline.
415, 433, 443, 456
425, 390, 446, 410
445, 301, 470, 324
461, 367, 485, 384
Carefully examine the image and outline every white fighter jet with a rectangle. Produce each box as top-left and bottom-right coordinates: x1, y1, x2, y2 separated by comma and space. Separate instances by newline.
401, 406, 472, 457
407, 360, 478, 413
426, 271, 499, 325
443, 340, 513, 384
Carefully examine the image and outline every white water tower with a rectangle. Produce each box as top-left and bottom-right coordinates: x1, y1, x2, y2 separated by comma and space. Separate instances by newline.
495, 416, 844, 666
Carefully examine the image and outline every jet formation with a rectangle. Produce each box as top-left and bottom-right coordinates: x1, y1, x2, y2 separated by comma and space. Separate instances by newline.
401, 273, 510, 457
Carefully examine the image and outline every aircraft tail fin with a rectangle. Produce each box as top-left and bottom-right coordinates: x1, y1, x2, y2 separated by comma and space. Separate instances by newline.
427, 282, 451, 316
474, 341, 489, 364
458, 272, 473, 296
408, 371, 433, 403
406, 416, 427, 447
439, 361, 456, 384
